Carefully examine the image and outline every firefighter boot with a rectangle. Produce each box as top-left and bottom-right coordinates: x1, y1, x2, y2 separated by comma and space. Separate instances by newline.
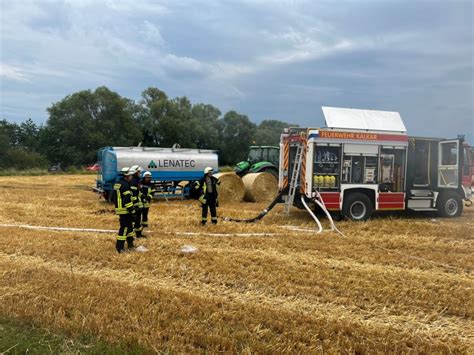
116, 240, 126, 253
126, 236, 135, 250
136, 229, 147, 238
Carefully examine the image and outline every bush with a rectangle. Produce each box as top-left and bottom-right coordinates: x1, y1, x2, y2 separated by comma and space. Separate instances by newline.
1, 148, 49, 170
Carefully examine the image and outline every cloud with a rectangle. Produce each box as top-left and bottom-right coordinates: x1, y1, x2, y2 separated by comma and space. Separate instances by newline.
0, 0, 472, 142
0, 64, 30, 82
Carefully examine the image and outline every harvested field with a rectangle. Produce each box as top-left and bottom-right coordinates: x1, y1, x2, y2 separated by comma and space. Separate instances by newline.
0, 175, 473, 353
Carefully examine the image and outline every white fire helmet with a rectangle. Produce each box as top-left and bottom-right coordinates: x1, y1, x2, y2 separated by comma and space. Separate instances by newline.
120, 166, 131, 175
143, 171, 152, 178
204, 167, 214, 174
129, 165, 141, 175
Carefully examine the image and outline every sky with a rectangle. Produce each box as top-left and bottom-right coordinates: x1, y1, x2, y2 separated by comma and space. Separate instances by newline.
0, 0, 473, 142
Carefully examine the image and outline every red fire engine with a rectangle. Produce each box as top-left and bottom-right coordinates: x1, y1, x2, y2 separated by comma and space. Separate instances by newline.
279, 107, 473, 220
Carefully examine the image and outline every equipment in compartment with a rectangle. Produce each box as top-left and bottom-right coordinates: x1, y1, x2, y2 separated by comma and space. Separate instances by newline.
380, 154, 395, 183
313, 145, 340, 189
342, 159, 351, 183
364, 157, 377, 183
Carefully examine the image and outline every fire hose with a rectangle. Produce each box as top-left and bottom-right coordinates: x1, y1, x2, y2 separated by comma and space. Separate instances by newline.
222, 189, 287, 223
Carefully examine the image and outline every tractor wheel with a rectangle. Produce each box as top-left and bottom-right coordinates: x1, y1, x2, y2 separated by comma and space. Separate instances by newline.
342, 193, 373, 221
437, 192, 463, 218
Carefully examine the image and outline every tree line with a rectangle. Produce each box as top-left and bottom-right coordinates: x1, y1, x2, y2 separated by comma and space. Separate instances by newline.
0, 86, 296, 169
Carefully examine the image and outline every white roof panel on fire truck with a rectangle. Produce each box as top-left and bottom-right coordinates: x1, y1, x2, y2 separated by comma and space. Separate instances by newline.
322, 107, 407, 133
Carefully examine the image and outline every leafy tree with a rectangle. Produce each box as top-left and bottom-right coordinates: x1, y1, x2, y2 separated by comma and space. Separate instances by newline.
0, 119, 49, 169
218, 111, 256, 165
42, 86, 142, 166
190, 103, 221, 149
156, 96, 194, 147
138, 87, 169, 146
0, 119, 17, 147
17, 118, 42, 151
252, 119, 297, 146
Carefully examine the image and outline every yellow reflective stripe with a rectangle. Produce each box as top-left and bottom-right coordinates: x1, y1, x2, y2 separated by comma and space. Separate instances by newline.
113, 183, 121, 189
115, 208, 128, 215
130, 186, 137, 190
124, 202, 133, 208
117, 191, 122, 209
123, 191, 131, 195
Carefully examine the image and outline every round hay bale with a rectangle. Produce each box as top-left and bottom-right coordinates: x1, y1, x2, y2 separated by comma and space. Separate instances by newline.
214, 172, 245, 203
242, 172, 278, 202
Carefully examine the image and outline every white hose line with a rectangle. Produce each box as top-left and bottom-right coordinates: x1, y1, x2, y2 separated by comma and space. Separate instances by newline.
176, 232, 276, 237
313, 198, 335, 231
312, 191, 349, 238
300, 195, 323, 234
313, 192, 336, 231
280, 226, 324, 233
0, 223, 115, 233
312, 198, 348, 238
0, 223, 275, 238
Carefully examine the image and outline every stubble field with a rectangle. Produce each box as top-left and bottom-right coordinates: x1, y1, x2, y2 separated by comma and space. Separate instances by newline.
0, 175, 473, 353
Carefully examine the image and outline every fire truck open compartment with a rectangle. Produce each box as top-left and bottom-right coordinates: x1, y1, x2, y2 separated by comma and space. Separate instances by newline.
311, 144, 406, 192
313, 144, 341, 190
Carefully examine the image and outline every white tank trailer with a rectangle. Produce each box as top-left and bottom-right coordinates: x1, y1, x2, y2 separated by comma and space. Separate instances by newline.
95, 145, 219, 200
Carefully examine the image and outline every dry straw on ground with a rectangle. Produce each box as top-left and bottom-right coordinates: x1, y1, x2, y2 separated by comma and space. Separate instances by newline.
0, 174, 473, 353
214, 172, 245, 203
242, 172, 278, 202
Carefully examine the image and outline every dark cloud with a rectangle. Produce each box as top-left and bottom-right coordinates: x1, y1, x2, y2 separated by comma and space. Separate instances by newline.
0, 0, 472, 142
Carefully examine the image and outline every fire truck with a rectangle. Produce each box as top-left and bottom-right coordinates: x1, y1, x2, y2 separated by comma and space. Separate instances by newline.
279, 107, 473, 220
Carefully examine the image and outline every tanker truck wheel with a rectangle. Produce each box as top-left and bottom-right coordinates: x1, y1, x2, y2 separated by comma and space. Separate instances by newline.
437, 192, 463, 218
103, 191, 111, 202
342, 193, 373, 221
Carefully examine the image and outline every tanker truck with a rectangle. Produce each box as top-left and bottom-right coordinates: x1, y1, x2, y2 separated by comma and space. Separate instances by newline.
95, 145, 219, 201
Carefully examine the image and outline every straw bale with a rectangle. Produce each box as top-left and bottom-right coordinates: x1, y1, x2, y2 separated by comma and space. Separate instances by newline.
242, 172, 278, 202
214, 172, 245, 203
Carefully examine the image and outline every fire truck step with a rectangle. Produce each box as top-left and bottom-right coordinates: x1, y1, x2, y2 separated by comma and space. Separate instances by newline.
408, 207, 438, 211
410, 190, 433, 197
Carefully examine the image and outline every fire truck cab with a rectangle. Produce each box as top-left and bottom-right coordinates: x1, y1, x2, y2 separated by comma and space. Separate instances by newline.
279, 107, 472, 220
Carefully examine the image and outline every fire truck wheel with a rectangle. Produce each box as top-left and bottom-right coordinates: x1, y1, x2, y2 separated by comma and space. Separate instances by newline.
437, 192, 463, 218
343, 193, 373, 221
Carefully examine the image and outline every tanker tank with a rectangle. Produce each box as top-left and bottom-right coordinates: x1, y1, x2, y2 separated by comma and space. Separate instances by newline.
95, 146, 219, 200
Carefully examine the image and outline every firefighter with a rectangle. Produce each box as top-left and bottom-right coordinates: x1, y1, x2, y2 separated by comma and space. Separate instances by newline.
112, 167, 135, 253
129, 165, 145, 238
140, 171, 154, 235
194, 167, 220, 225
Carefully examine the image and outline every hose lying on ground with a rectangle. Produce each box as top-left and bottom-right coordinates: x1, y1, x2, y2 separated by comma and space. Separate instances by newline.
222, 188, 287, 223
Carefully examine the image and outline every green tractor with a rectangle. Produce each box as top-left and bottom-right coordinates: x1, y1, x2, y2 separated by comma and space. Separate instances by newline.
234, 146, 280, 178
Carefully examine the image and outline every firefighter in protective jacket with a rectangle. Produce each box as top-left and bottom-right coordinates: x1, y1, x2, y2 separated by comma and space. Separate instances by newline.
194, 167, 220, 225
129, 165, 144, 238
140, 171, 154, 234
112, 167, 135, 253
